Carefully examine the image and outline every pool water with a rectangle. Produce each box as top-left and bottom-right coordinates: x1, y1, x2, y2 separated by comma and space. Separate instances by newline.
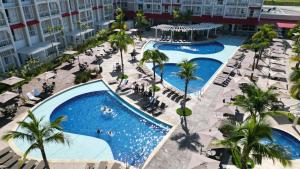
260, 129, 300, 160
50, 90, 170, 167
154, 58, 222, 93
153, 41, 224, 54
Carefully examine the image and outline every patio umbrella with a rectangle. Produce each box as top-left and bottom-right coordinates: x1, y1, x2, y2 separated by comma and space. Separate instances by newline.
0, 76, 24, 86
234, 76, 251, 84
214, 105, 235, 115
37, 71, 56, 81
188, 152, 220, 169
129, 28, 138, 32
223, 88, 241, 98
125, 31, 132, 35
63, 50, 78, 55
270, 81, 287, 90
270, 72, 286, 79
276, 90, 290, 98
0, 91, 19, 104
113, 29, 121, 32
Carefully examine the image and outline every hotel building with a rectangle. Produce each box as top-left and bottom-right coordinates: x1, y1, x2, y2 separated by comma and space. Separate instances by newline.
0, 0, 114, 72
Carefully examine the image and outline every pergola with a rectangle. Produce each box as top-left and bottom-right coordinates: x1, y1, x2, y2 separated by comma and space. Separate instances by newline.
151, 23, 223, 42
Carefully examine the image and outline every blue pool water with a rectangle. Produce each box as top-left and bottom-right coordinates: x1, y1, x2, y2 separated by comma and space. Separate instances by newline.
260, 129, 300, 160
154, 58, 222, 93
153, 41, 224, 54
50, 90, 170, 167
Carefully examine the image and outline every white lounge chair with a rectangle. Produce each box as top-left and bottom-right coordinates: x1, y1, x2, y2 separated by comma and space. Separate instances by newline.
26, 92, 40, 101
32, 88, 41, 97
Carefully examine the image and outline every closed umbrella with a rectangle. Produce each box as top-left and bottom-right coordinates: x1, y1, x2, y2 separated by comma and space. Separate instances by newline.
215, 105, 235, 115
1, 76, 24, 86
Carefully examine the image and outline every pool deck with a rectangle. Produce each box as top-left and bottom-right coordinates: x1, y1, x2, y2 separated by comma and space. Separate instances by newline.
0, 31, 299, 169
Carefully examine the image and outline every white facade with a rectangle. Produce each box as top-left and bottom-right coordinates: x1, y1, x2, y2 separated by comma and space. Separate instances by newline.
0, 0, 114, 72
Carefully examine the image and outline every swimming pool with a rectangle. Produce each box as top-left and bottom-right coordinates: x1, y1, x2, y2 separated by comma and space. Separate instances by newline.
154, 58, 222, 93
260, 128, 300, 160
12, 81, 171, 167
153, 41, 224, 54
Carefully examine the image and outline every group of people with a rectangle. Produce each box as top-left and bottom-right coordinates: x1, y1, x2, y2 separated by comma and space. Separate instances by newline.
132, 82, 152, 98
96, 129, 114, 137
42, 82, 55, 95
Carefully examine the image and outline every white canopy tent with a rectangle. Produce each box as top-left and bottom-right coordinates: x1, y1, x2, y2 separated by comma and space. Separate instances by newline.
151, 23, 223, 42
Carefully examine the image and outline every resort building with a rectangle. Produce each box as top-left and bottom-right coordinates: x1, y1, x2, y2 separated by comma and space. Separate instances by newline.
0, 0, 114, 72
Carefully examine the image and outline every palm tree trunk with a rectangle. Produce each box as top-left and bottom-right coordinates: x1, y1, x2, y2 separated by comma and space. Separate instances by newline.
183, 80, 188, 110
160, 68, 164, 84
255, 49, 263, 69
120, 49, 124, 76
252, 52, 256, 71
40, 146, 50, 169
152, 61, 156, 97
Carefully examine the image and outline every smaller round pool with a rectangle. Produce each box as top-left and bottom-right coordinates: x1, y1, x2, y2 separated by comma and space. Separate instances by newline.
154, 58, 222, 93
260, 128, 300, 160
153, 41, 224, 54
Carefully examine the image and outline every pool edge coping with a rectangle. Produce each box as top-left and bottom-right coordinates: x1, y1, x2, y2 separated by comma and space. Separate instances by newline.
7, 79, 177, 168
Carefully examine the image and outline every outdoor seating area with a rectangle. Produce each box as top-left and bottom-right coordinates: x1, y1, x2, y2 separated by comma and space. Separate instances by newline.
0, 147, 44, 169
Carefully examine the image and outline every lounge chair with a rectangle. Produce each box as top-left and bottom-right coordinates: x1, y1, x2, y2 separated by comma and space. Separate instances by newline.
32, 88, 41, 97
222, 67, 234, 75
1, 155, 19, 168
0, 147, 11, 158
0, 152, 14, 164
111, 163, 121, 169
22, 160, 37, 169
98, 161, 108, 169
159, 102, 167, 110
153, 111, 162, 117
26, 92, 40, 102
35, 161, 45, 169
85, 163, 95, 169
108, 79, 118, 85
147, 100, 160, 112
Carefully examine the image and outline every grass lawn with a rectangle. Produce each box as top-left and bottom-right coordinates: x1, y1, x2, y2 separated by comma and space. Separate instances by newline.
264, 0, 300, 6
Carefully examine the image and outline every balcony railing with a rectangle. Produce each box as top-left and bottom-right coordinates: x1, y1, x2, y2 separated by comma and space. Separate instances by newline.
0, 39, 11, 48
39, 12, 50, 18
8, 17, 19, 24
0, 19, 6, 26
51, 9, 59, 15
78, 5, 85, 9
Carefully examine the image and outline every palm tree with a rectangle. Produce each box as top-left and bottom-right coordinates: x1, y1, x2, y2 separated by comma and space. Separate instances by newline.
77, 21, 89, 44
158, 55, 169, 84
231, 84, 279, 121
112, 8, 126, 30
172, 8, 181, 24
108, 30, 134, 79
2, 111, 69, 169
218, 118, 291, 169
290, 79, 300, 100
140, 50, 168, 97
176, 60, 199, 123
47, 25, 63, 58
134, 10, 149, 41
252, 24, 277, 68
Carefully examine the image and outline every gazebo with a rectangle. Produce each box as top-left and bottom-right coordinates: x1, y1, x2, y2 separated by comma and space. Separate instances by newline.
151, 23, 223, 42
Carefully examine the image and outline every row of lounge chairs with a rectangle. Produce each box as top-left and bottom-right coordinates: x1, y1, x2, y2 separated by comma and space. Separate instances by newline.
141, 96, 167, 116
162, 87, 191, 103
136, 65, 153, 77
86, 161, 123, 169
0, 147, 45, 169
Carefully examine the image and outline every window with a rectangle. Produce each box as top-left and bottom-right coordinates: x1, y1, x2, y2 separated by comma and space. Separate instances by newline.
164, 6, 168, 12
23, 6, 34, 20
147, 4, 150, 9
4, 57, 9, 65
12, 28, 24, 41
28, 25, 37, 36
217, 0, 223, 5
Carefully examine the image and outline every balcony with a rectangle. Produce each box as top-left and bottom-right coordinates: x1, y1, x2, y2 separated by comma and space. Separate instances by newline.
0, 19, 6, 27
0, 39, 12, 48
51, 9, 59, 15
8, 17, 19, 24
78, 4, 85, 9
39, 12, 50, 18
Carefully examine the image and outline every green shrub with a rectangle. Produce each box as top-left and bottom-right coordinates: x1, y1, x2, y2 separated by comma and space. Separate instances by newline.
74, 69, 97, 84
149, 85, 160, 92
176, 107, 192, 116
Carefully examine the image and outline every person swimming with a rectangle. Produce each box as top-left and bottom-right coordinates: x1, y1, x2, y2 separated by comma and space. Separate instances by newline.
107, 130, 114, 137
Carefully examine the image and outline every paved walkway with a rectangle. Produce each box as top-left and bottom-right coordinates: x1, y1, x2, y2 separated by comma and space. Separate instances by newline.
0, 34, 299, 169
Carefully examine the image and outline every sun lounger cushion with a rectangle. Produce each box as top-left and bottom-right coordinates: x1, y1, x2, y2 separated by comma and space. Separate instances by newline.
35, 161, 45, 169
98, 161, 108, 169
26, 92, 40, 101
0, 147, 11, 157
22, 160, 37, 169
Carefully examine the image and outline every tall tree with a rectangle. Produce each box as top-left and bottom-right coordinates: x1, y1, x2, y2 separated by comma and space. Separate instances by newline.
77, 21, 89, 44
140, 50, 168, 97
47, 25, 63, 58
252, 24, 277, 68
172, 8, 182, 24
134, 10, 149, 41
109, 30, 134, 80
112, 8, 127, 30
231, 84, 279, 121
218, 118, 291, 169
2, 111, 69, 169
158, 54, 169, 84
176, 60, 199, 126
